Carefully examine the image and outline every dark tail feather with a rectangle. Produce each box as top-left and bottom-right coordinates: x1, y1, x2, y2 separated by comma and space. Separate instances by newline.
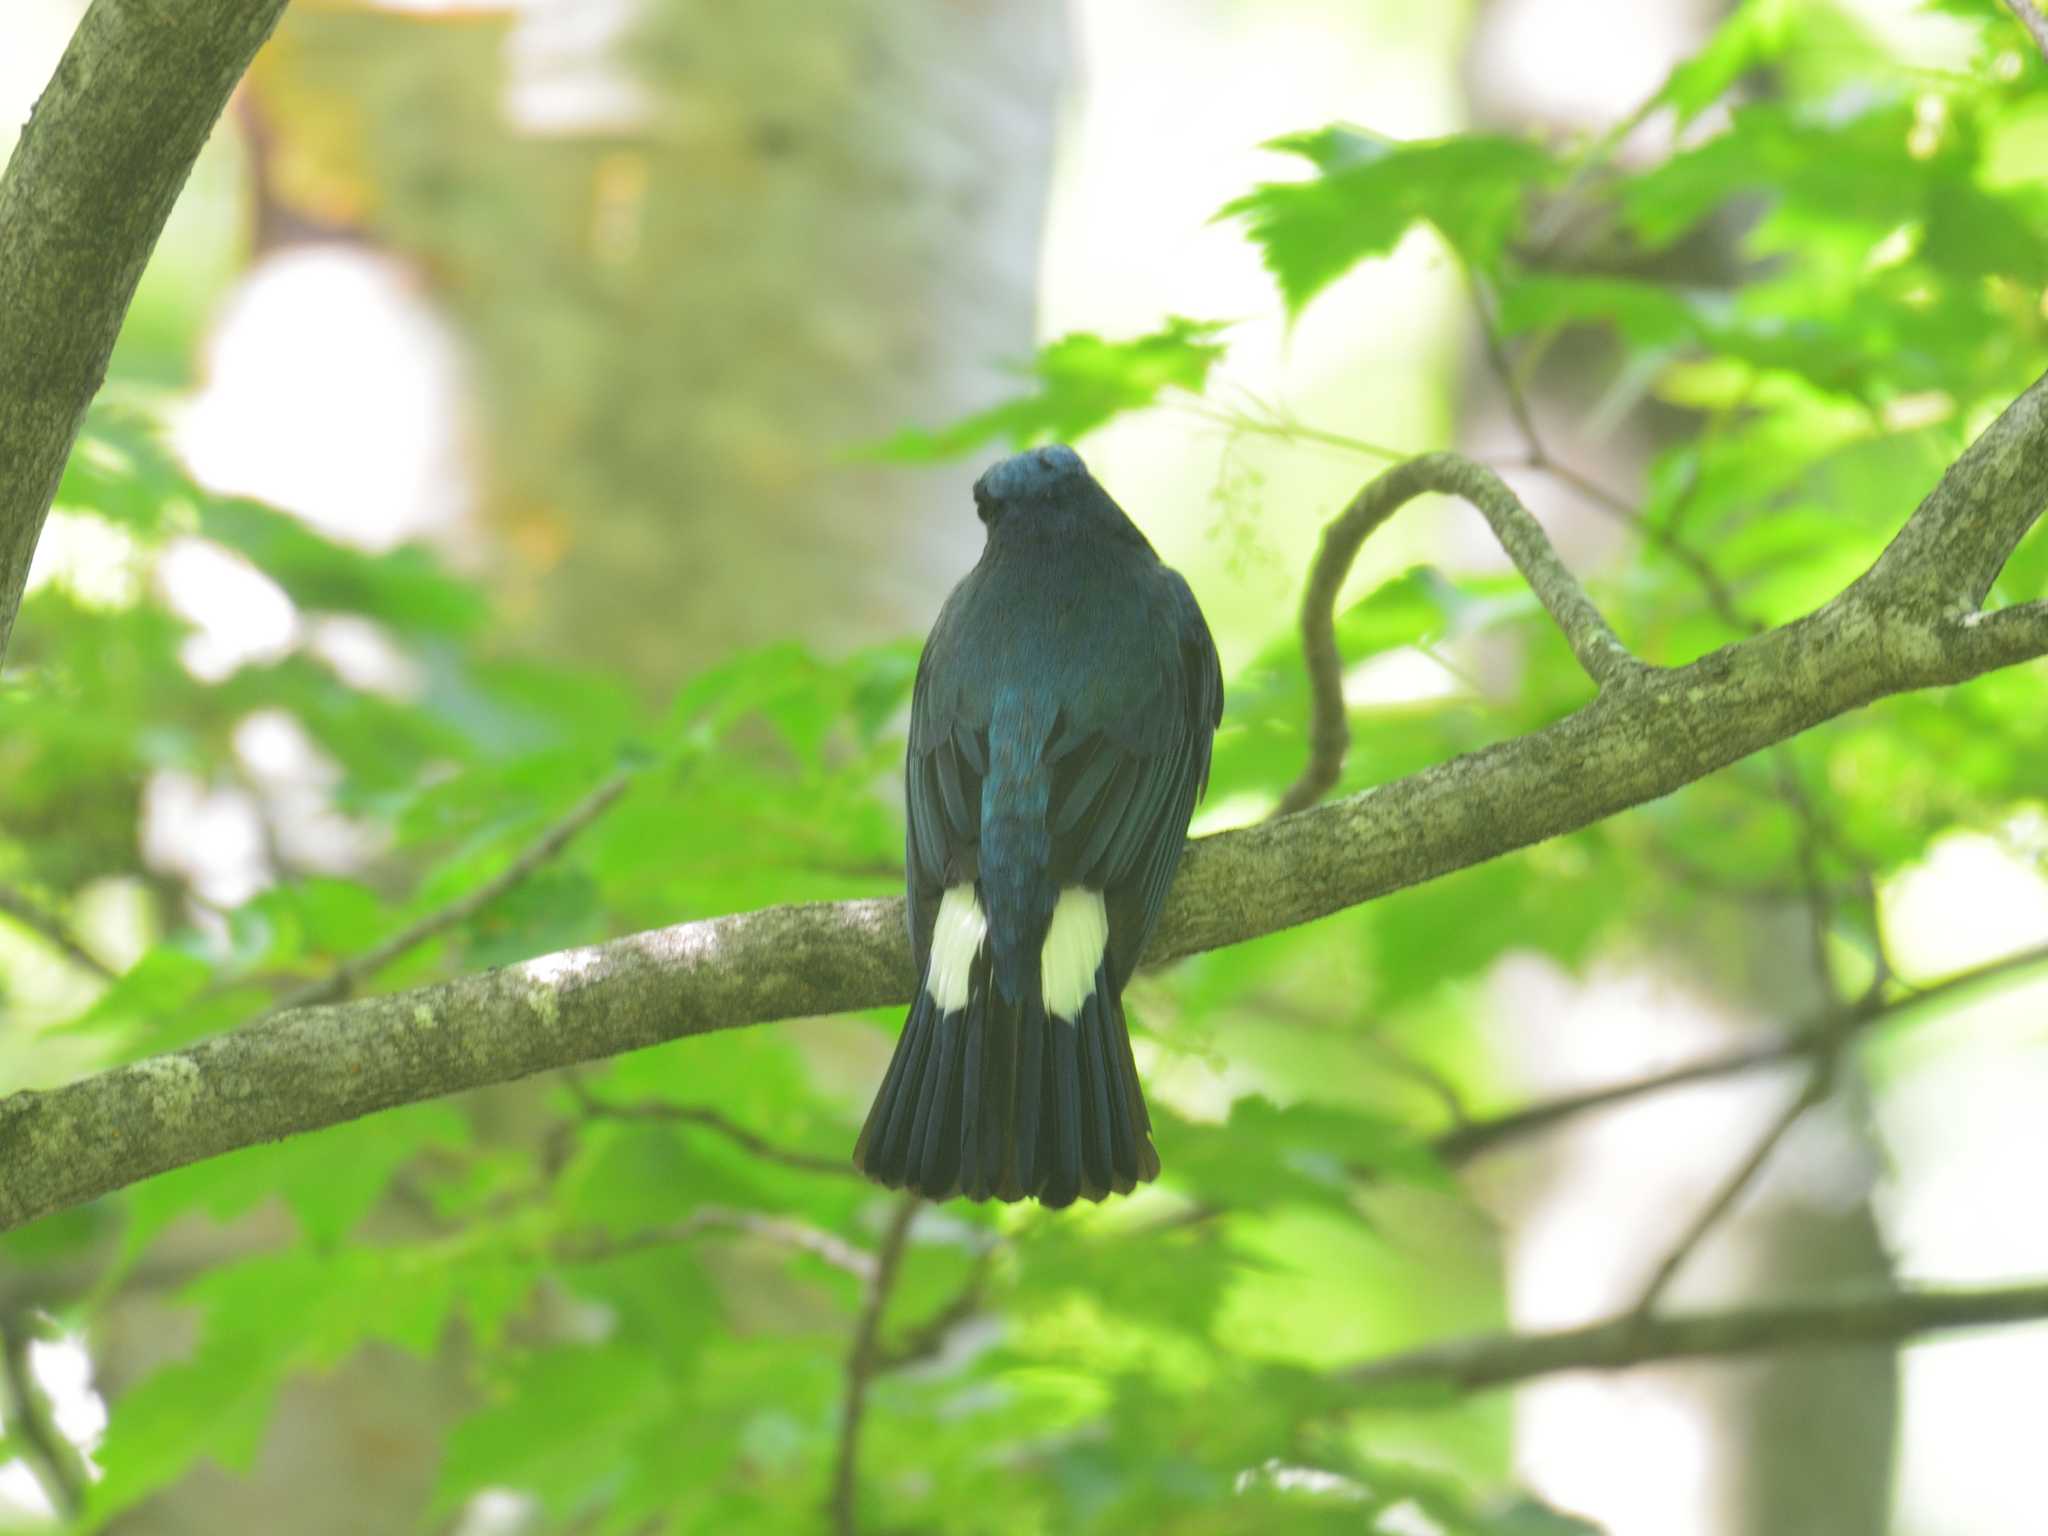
1041, 1015, 1085, 1208
854, 966, 1158, 1206
851, 989, 937, 1185
912, 1007, 965, 1195
1011, 993, 1046, 1196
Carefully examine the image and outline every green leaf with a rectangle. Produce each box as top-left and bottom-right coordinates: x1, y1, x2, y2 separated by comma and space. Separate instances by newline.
862, 318, 1230, 461
1222, 128, 1552, 315
1652, 0, 1794, 126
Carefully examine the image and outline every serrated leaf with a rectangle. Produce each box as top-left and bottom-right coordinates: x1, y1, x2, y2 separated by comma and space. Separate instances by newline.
862, 318, 1230, 461
1223, 128, 1552, 314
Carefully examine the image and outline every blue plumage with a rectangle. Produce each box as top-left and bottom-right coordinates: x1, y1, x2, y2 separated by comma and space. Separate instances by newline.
853, 445, 1223, 1206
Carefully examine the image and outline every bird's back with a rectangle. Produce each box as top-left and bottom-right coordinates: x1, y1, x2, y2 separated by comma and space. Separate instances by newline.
855, 446, 1221, 1206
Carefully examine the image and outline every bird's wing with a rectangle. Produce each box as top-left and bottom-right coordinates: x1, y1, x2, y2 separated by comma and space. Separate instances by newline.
904, 590, 990, 974
1049, 569, 1223, 990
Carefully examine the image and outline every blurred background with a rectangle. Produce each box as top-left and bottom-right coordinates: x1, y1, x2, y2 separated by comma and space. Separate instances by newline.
4, 0, 2048, 1532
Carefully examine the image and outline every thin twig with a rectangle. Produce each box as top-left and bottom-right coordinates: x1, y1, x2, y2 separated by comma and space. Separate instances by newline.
1278, 451, 1647, 815
877, 1241, 999, 1372
830, 1194, 920, 1536
2007, 0, 2048, 61
278, 766, 636, 1010
558, 1207, 876, 1281
1466, 272, 1754, 634
1437, 937, 2048, 1164
1343, 1280, 2048, 1394
561, 1075, 859, 1179
1627, 1065, 1833, 1315
0, 886, 116, 981
0, 1312, 85, 1520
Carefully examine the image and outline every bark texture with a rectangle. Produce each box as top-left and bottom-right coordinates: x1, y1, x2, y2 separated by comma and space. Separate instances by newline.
0, 0, 290, 657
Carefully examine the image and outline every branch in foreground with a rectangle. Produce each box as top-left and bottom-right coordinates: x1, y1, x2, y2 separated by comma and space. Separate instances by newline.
1343, 1281, 2048, 1394
0, 0, 290, 660
1278, 451, 1647, 815
3, 371, 2048, 1236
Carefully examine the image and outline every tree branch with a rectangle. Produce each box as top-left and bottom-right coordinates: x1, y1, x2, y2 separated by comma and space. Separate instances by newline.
558, 1207, 877, 1281
0, 1312, 86, 1521
1435, 937, 2048, 1164
2007, 0, 2048, 63
830, 1195, 919, 1536
1343, 1281, 2048, 1394
3, 370, 2048, 1236
0, 885, 116, 982
0, 0, 291, 661
276, 767, 636, 1010
562, 1076, 860, 1180
1278, 450, 1648, 815
1626, 1063, 1831, 1315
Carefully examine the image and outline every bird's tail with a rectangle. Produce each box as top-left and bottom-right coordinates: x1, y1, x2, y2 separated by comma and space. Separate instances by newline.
852, 960, 1159, 1207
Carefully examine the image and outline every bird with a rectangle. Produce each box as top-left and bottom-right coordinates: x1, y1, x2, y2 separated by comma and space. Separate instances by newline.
852, 443, 1223, 1207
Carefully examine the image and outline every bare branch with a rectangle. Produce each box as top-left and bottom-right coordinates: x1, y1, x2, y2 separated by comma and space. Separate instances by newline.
0, 1312, 85, 1520
1344, 1281, 2048, 1394
5, 371, 2048, 1237
0, 0, 291, 661
278, 767, 636, 1010
2007, 0, 2048, 63
1627, 1064, 1832, 1316
0, 886, 115, 982
1278, 451, 1648, 814
558, 1207, 876, 1282
563, 1076, 859, 1180
1437, 937, 2048, 1164
831, 1195, 920, 1536
876, 1242, 997, 1372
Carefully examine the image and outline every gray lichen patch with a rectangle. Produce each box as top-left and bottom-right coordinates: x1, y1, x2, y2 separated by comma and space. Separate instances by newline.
129, 1053, 205, 1124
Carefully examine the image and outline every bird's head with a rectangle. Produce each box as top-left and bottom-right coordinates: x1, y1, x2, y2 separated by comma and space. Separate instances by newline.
970, 445, 1153, 558
971, 444, 1089, 528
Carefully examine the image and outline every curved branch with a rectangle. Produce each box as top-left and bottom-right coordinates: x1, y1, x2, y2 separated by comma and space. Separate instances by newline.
1343, 1280, 2048, 1394
3, 370, 2048, 1237
1278, 451, 1647, 815
0, 0, 291, 660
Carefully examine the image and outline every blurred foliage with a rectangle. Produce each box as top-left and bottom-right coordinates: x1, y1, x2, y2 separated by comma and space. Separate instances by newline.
5, 1, 2048, 1533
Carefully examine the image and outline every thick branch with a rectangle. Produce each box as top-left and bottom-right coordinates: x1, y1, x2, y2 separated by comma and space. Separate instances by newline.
1279, 451, 1646, 814
0, 0, 291, 660
1343, 1281, 2048, 1394
3, 372, 2048, 1236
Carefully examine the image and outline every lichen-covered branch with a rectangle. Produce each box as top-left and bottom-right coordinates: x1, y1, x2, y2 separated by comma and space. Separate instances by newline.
1343, 1281, 2048, 1394
2, 370, 2047, 1237
0, 0, 291, 659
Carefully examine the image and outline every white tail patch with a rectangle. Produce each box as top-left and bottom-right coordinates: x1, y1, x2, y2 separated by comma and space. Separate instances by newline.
925, 884, 987, 1013
1041, 887, 1108, 1021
